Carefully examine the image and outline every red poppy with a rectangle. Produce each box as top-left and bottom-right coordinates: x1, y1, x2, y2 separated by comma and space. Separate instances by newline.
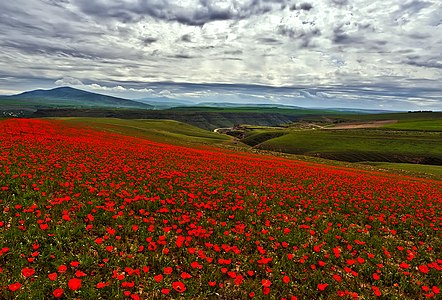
154, 274, 163, 282
172, 281, 186, 293
161, 288, 170, 295
234, 275, 244, 285
399, 262, 409, 269
68, 278, 82, 291
53, 288, 64, 298
75, 270, 87, 277
70, 261, 80, 267
48, 273, 57, 281
58, 265, 67, 273
203, 279, 213, 286
332, 274, 342, 282
318, 283, 328, 291
22, 267, 35, 277
263, 287, 270, 295
9, 282, 21, 292
261, 279, 271, 287
372, 286, 381, 297
419, 265, 429, 274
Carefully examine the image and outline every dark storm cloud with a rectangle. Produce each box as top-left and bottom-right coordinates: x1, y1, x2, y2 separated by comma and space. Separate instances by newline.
277, 25, 321, 48
142, 37, 158, 45
74, 0, 289, 26
332, 24, 364, 45
406, 59, 442, 69
290, 2, 313, 11
224, 50, 243, 55
330, 0, 349, 7
257, 37, 283, 45
180, 34, 193, 43
172, 54, 195, 59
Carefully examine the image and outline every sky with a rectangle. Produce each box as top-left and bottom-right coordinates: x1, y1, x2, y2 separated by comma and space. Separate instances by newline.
0, 0, 441, 110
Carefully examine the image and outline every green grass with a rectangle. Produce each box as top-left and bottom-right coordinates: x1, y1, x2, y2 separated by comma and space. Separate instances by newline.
60, 118, 232, 146
382, 119, 442, 131
169, 106, 352, 116
300, 111, 442, 123
360, 162, 442, 179
253, 129, 442, 164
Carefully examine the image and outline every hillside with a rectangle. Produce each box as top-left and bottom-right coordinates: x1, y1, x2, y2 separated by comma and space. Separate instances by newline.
0, 87, 152, 109
29, 108, 300, 130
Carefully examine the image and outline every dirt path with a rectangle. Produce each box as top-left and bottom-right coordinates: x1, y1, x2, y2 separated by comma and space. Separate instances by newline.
325, 120, 398, 130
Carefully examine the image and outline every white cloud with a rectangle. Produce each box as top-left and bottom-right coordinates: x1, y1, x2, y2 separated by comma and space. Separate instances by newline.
0, 0, 440, 109
55, 77, 84, 86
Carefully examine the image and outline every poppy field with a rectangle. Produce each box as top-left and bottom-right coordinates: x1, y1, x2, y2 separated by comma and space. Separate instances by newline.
0, 119, 441, 299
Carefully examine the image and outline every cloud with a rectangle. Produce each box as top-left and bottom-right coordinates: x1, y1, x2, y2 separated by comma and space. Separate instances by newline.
73, 0, 289, 26
0, 0, 440, 110
406, 59, 442, 69
55, 77, 84, 86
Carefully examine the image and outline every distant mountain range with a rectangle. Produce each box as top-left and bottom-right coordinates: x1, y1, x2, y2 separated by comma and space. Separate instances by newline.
134, 97, 195, 109
0, 87, 152, 109
0, 86, 396, 114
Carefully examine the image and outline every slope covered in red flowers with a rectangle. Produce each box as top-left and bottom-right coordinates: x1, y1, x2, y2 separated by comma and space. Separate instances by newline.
0, 119, 441, 299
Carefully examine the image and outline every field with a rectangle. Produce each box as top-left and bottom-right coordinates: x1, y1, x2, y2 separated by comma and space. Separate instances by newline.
61, 118, 232, 146
360, 163, 442, 178
236, 112, 442, 168
250, 129, 442, 164
0, 118, 441, 299
382, 119, 442, 131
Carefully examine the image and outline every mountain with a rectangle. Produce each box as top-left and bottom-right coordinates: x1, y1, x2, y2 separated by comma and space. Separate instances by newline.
1, 87, 152, 109
195, 102, 305, 109
134, 97, 195, 109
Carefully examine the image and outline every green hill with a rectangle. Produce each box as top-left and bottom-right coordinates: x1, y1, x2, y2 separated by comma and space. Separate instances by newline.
0, 87, 152, 109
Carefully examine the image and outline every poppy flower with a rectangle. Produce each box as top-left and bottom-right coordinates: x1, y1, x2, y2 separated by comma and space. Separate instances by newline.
53, 288, 64, 298
419, 265, 429, 274
263, 287, 271, 295
332, 274, 342, 282
172, 281, 186, 293
318, 283, 328, 291
70, 261, 80, 267
58, 265, 67, 273
208, 281, 216, 287
372, 286, 381, 296
234, 275, 244, 285
154, 274, 163, 282
22, 267, 35, 277
48, 273, 57, 281
68, 278, 82, 291
261, 279, 271, 287
9, 282, 21, 292
161, 288, 170, 295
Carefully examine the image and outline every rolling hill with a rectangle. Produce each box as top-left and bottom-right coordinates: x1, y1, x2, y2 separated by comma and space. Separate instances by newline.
0, 87, 152, 109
